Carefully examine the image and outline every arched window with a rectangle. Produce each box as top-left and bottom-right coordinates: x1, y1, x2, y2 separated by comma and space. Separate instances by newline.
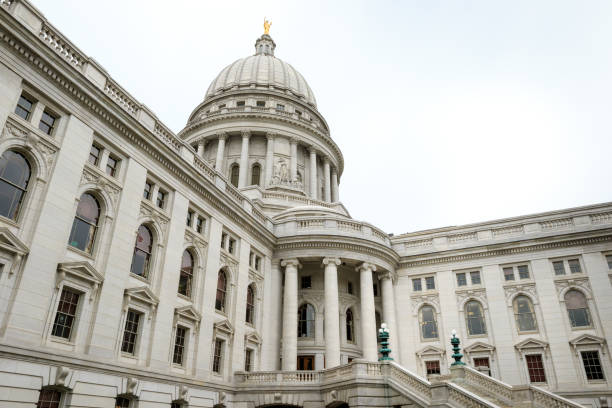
246, 284, 255, 324
565, 290, 591, 328
346, 308, 355, 342
131, 225, 153, 278
298, 303, 315, 338
251, 164, 261, 186
68, 193, 100, 253
0, 150, 31, 220
178, 250, 194, 297
465, 300, 487, 335
420, 305, 439, 339
216, 270, 227, 312
230, 164, 239, 187
513, 295, 537, 332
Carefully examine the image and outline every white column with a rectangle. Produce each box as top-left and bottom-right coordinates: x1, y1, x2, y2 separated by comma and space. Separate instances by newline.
238, 130, 250, 188
323, 157, 331, 202
380, 271, 400, 362
331, 168, 339, 202
265, 133, 275, 187
214, 132, 227, 171
290, 138, 298, 181
309, 147, 317, 199
322, 257, 341, 368
357, 262, 378, 361
196, 140, 204, 158
281, 258, 300, 371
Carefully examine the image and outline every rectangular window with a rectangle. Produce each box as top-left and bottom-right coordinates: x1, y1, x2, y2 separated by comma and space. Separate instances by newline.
143, 181, 152, 200
221, 233, 227, 249
37, 389, 62, 408
301, 276, 312, 289
347, 281, 353, 295
425, 276, 435, 290
236, 100, 245, 107
456, 273, 467, 287
503, 267, 515, 281
606, 254, 612, 270
254, 256, 261, 271
51, 287, 80, 339
213, 338, 224, 373
15, 94, 34, 120
228, 238, 236, 254
245, 348, 253, 372
568, 259, 582, 274
526, 354, 546, 383
38, 110, 56, 135
171, 403, 182, 408
186, 210, 194, 227
89, 144, 101, 166
276, 103, 285, 110
412, 278, 422, 291
121, 310, 141, 355
473, 357, 491, 376
581, 350, 605, 380
470, 271, 481, 285
156, 190, 166, 209
553, 261, 566, 275
115, 397, 131, 408
425, 360, 441, 375
106, 155, 119, 177
196, 216, 204, 233
173, 326, 187, 366
517, 265, 530, 279
256, 100, 265, 107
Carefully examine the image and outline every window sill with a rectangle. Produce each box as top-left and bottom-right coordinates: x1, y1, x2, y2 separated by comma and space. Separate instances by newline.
467, 334, 488, 339
0, 215, 19, 228
130, 273, 150, 284
49, 336, 75, 346
177, 293, 192, 302
570, 326, 595, 331
66, 244, 95, 260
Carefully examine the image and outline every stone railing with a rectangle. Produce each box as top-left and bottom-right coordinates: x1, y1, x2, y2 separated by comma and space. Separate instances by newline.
395, 203, 612, 255
261, 191, 335, 209
386, 362, 433, 402
452, 365, 585, 408
39, 22, 86, 69
104, 78, 140, 116
446, 382, 501, 408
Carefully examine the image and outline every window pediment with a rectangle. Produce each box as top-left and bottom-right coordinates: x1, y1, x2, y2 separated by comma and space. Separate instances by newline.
245, 331, 262, 345
214, 319, 234, 336
569, 334, 606, 348
175, 305, 201, 323
57, 261, 103, 287
464, 341, 495, 354
515, 338, 549, 352
124, 286, 159, 307
0, 227, 28, 256
416, 345, 445, 357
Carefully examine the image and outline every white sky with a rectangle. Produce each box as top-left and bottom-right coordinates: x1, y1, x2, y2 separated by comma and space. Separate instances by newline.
31, 0, 612, 235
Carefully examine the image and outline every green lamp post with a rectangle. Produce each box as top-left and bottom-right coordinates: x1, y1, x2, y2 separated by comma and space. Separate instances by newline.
450, 329, 465, 366
378, 323, 393, 361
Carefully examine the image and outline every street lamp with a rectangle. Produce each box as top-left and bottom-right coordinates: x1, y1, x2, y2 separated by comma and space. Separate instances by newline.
450, 329, 465, 366
378, 323, 393, 361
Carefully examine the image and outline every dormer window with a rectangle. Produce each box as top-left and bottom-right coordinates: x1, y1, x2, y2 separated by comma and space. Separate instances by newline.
236, 101, 245, 107
256, 100, 265, 107
276, 104, 285, 111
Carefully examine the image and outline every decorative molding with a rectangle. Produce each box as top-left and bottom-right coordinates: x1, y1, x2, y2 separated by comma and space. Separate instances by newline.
245, 331, 262, 345
448, 232, 477, 244
553, 276, 591, 298
80, 165, 121, 210
416, 345, 445, 357
455, 288, 488, 309
56, 261, 103, 300
139, 200, 169, 238
404, 239, 433, 250
184, 229, 207, 253
503, 282, 537, 305
492, 225, 524, 238
569, 334, 606, 354
123, 286, 159, 315
1, 117, 58, 177
514, 338, 549, 354
174, 305, 201, 325
464, 341, 495, 355
214, 319, 234, 337
410, 293, 440, 313
540, 218, 573, 231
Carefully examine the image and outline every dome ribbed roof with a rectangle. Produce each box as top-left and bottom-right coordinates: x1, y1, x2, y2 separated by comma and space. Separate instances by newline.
204, 35, 317, 107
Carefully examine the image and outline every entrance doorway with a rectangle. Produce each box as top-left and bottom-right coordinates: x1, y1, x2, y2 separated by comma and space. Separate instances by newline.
297, 355, 315, 370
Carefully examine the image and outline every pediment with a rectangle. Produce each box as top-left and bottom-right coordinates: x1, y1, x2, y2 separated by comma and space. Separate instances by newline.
245, 331, 262, 345
214, 319, 234, 336
124, 286, 159, 306
416, 345, 445, 357
464, 341, 495, 353
175, 305, 201, 322
0, 227, 28, 256
57, 261, 103, 286
569, 334, 605, 347
515, 338, 549, 351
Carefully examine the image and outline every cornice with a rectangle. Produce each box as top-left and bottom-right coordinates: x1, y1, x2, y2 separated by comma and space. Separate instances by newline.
399, 232, 612, 268
0, 11, 276, 247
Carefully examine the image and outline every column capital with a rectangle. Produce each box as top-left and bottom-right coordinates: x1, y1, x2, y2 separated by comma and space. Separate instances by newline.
217, 132, 227, 141
322, 257, 341, 267
289, 137, 298, 146
377, 270, 395, 282
241, 129, 251, 138
331, 167, 338, 176
356, 262, 377, 273
281, 258, 302, 269
266, 132, 276, 141
308, 145, 318, 155
323, 156, 330, 165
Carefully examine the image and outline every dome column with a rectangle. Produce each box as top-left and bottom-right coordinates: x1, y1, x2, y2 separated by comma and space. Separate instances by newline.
214, 132, 227, 172
265, 133, 275, 187
323, 257, 342, 368
281, 258, 301, 371
309, 147, 317, 199
290, 138, 298, 181
323, 157, 331, 202
238, 130, 250, 188
357, 262, 378, 361
331, 168, 339, 202
196, 140, 205, 158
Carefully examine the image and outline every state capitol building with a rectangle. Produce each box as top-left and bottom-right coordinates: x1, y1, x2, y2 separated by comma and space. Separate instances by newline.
0, 2, 610, 408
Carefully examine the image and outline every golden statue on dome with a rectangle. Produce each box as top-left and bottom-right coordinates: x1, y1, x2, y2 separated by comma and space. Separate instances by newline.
263, 18, 272, 35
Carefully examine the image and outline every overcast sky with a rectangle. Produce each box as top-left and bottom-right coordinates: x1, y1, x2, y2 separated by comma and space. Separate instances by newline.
31, 0, 612, 235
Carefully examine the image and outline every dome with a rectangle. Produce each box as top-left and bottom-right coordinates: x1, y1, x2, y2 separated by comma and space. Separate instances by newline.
204, 34, 317, 107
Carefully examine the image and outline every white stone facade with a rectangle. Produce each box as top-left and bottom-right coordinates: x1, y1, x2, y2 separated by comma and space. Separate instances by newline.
0, 2, 610, 408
